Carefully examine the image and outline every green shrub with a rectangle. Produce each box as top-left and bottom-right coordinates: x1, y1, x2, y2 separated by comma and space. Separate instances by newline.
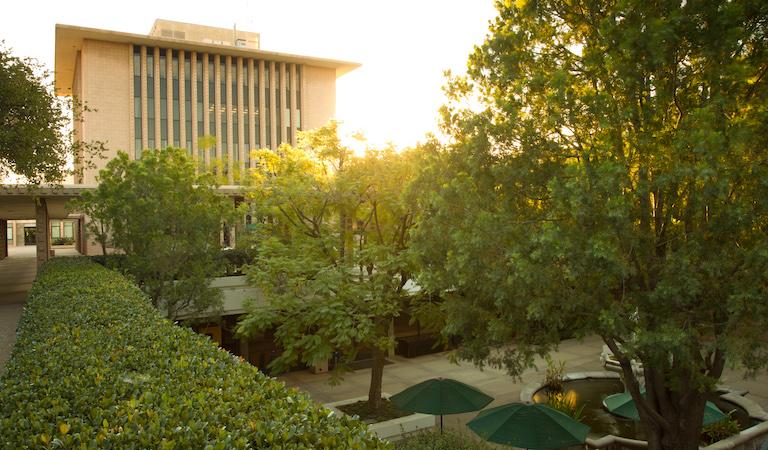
89, 254, 128, 271
543, 355, 566, 392
395, 429, 492, 450
0, 258, 387, 449
52, 237, 74, 246
218, 248, 256, 276
701, 414, 741, 446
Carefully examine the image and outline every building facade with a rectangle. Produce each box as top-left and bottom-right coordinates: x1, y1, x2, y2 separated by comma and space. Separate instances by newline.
55, 19, 358, 185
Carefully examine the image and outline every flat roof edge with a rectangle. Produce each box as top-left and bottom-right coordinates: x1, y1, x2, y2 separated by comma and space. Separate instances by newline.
55, 23, 360, 96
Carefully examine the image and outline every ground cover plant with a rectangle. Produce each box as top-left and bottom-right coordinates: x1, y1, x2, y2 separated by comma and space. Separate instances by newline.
0, 258, 386, 449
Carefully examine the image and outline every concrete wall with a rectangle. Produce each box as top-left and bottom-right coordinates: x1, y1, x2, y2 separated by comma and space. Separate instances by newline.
302, 65, 336, 130
79, 39, 132, 184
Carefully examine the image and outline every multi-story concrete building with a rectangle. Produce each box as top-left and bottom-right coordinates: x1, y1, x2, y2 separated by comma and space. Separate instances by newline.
55, 19, 358, 184
2, 19, 357, 261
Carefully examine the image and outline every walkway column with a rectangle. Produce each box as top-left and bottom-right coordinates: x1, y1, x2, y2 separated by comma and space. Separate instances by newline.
35, 198, 49, 267
0, 219, 7, 260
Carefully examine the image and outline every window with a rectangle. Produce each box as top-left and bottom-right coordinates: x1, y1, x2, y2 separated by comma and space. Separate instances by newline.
184, 54, 192, 153
134, 47, 142, 157
50, 221, 61, 239
264, 62, 271, 148
286, 65, 291, 143
172, 51, 180, 148
196, 57, 204, 164
243, 60, 250, 164
6, 224, 12, 243
63, 222, 74, 239
232, 60, 238, 162
296, 65, 301, 130
160, 49, 168, 148
208, 56, 216, 163
220, 59, 228, 173
275, 63, 281, 146
253, 61, 260, 148
147, 49, 155, 150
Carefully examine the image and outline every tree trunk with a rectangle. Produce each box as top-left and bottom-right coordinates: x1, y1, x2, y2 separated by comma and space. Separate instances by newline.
643, 396, 706, 450
367, 347, 385, 410
99, 222, 107, 255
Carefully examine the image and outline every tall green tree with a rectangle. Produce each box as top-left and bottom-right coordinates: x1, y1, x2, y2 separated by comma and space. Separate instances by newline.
80, 148, 231, 320
0, 44, 102, 183
237, 123, 419, 410
413, 1, 768, 449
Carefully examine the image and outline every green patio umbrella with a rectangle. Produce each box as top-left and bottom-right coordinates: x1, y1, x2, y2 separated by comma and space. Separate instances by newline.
467, 403, 590, 450
390, 377, 493, 431
603, 391, 726, 425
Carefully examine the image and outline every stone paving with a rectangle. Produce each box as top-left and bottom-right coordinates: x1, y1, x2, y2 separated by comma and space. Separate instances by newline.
0, 246, 37, 374
278, 334, 768, 434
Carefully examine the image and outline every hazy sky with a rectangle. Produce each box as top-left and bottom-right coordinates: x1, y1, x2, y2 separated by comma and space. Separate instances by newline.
1, 0, 498, 149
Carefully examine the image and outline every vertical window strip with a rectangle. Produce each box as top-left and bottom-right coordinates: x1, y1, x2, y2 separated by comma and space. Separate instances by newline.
220, 59, 228, 174
232, 60, 238, 163
243, 60, 250, 165
275, 63, 281, 146
254, 61, 260, 149
172, 51, 180, 148
147, 49, 155, 150
196, 58, 204, 163
184, 54, 192, 153
286, 65, 292, 144
265, 62, 271, 149
159, 49, 167, 148
296, 65, 302, 130
208, 56, 216, 163
133, 47, 142, 158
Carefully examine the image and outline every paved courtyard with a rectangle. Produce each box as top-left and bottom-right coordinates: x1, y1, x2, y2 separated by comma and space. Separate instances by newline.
278, 335, 768, 434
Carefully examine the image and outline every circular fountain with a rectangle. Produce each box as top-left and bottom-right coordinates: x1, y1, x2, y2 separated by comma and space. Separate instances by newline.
520, 371, 768, 448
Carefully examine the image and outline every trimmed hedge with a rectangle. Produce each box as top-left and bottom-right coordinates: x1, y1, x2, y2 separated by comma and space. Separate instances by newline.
0, 258, 387, 449
394, 429, 493, 450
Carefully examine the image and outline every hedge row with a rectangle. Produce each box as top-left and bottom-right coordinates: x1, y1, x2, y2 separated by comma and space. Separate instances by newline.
0, 258, 386, 449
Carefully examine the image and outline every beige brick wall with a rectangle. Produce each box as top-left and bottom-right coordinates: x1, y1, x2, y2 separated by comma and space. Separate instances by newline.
301, 65, 336, 131
80, 39, 132, 184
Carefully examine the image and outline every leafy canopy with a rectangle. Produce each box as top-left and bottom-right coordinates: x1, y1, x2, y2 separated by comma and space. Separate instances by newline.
77, 148, 232, 320
0, 43, 101, 183
237, 123, 420, 409
414, 1, 768, 448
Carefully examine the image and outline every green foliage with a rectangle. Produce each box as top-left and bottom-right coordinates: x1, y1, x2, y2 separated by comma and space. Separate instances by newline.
543, 355, 565, 392
394, 429, 492, 450
0, 43, 103, 183
545, 392, 585, 422
76, 148, 233, 320
700, 415, 741, 446
218, 248, 256, 276
414, 1, 768, 448
237, 123, 421, 408
51, 237, 74, 246
0, 258, 387, 449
